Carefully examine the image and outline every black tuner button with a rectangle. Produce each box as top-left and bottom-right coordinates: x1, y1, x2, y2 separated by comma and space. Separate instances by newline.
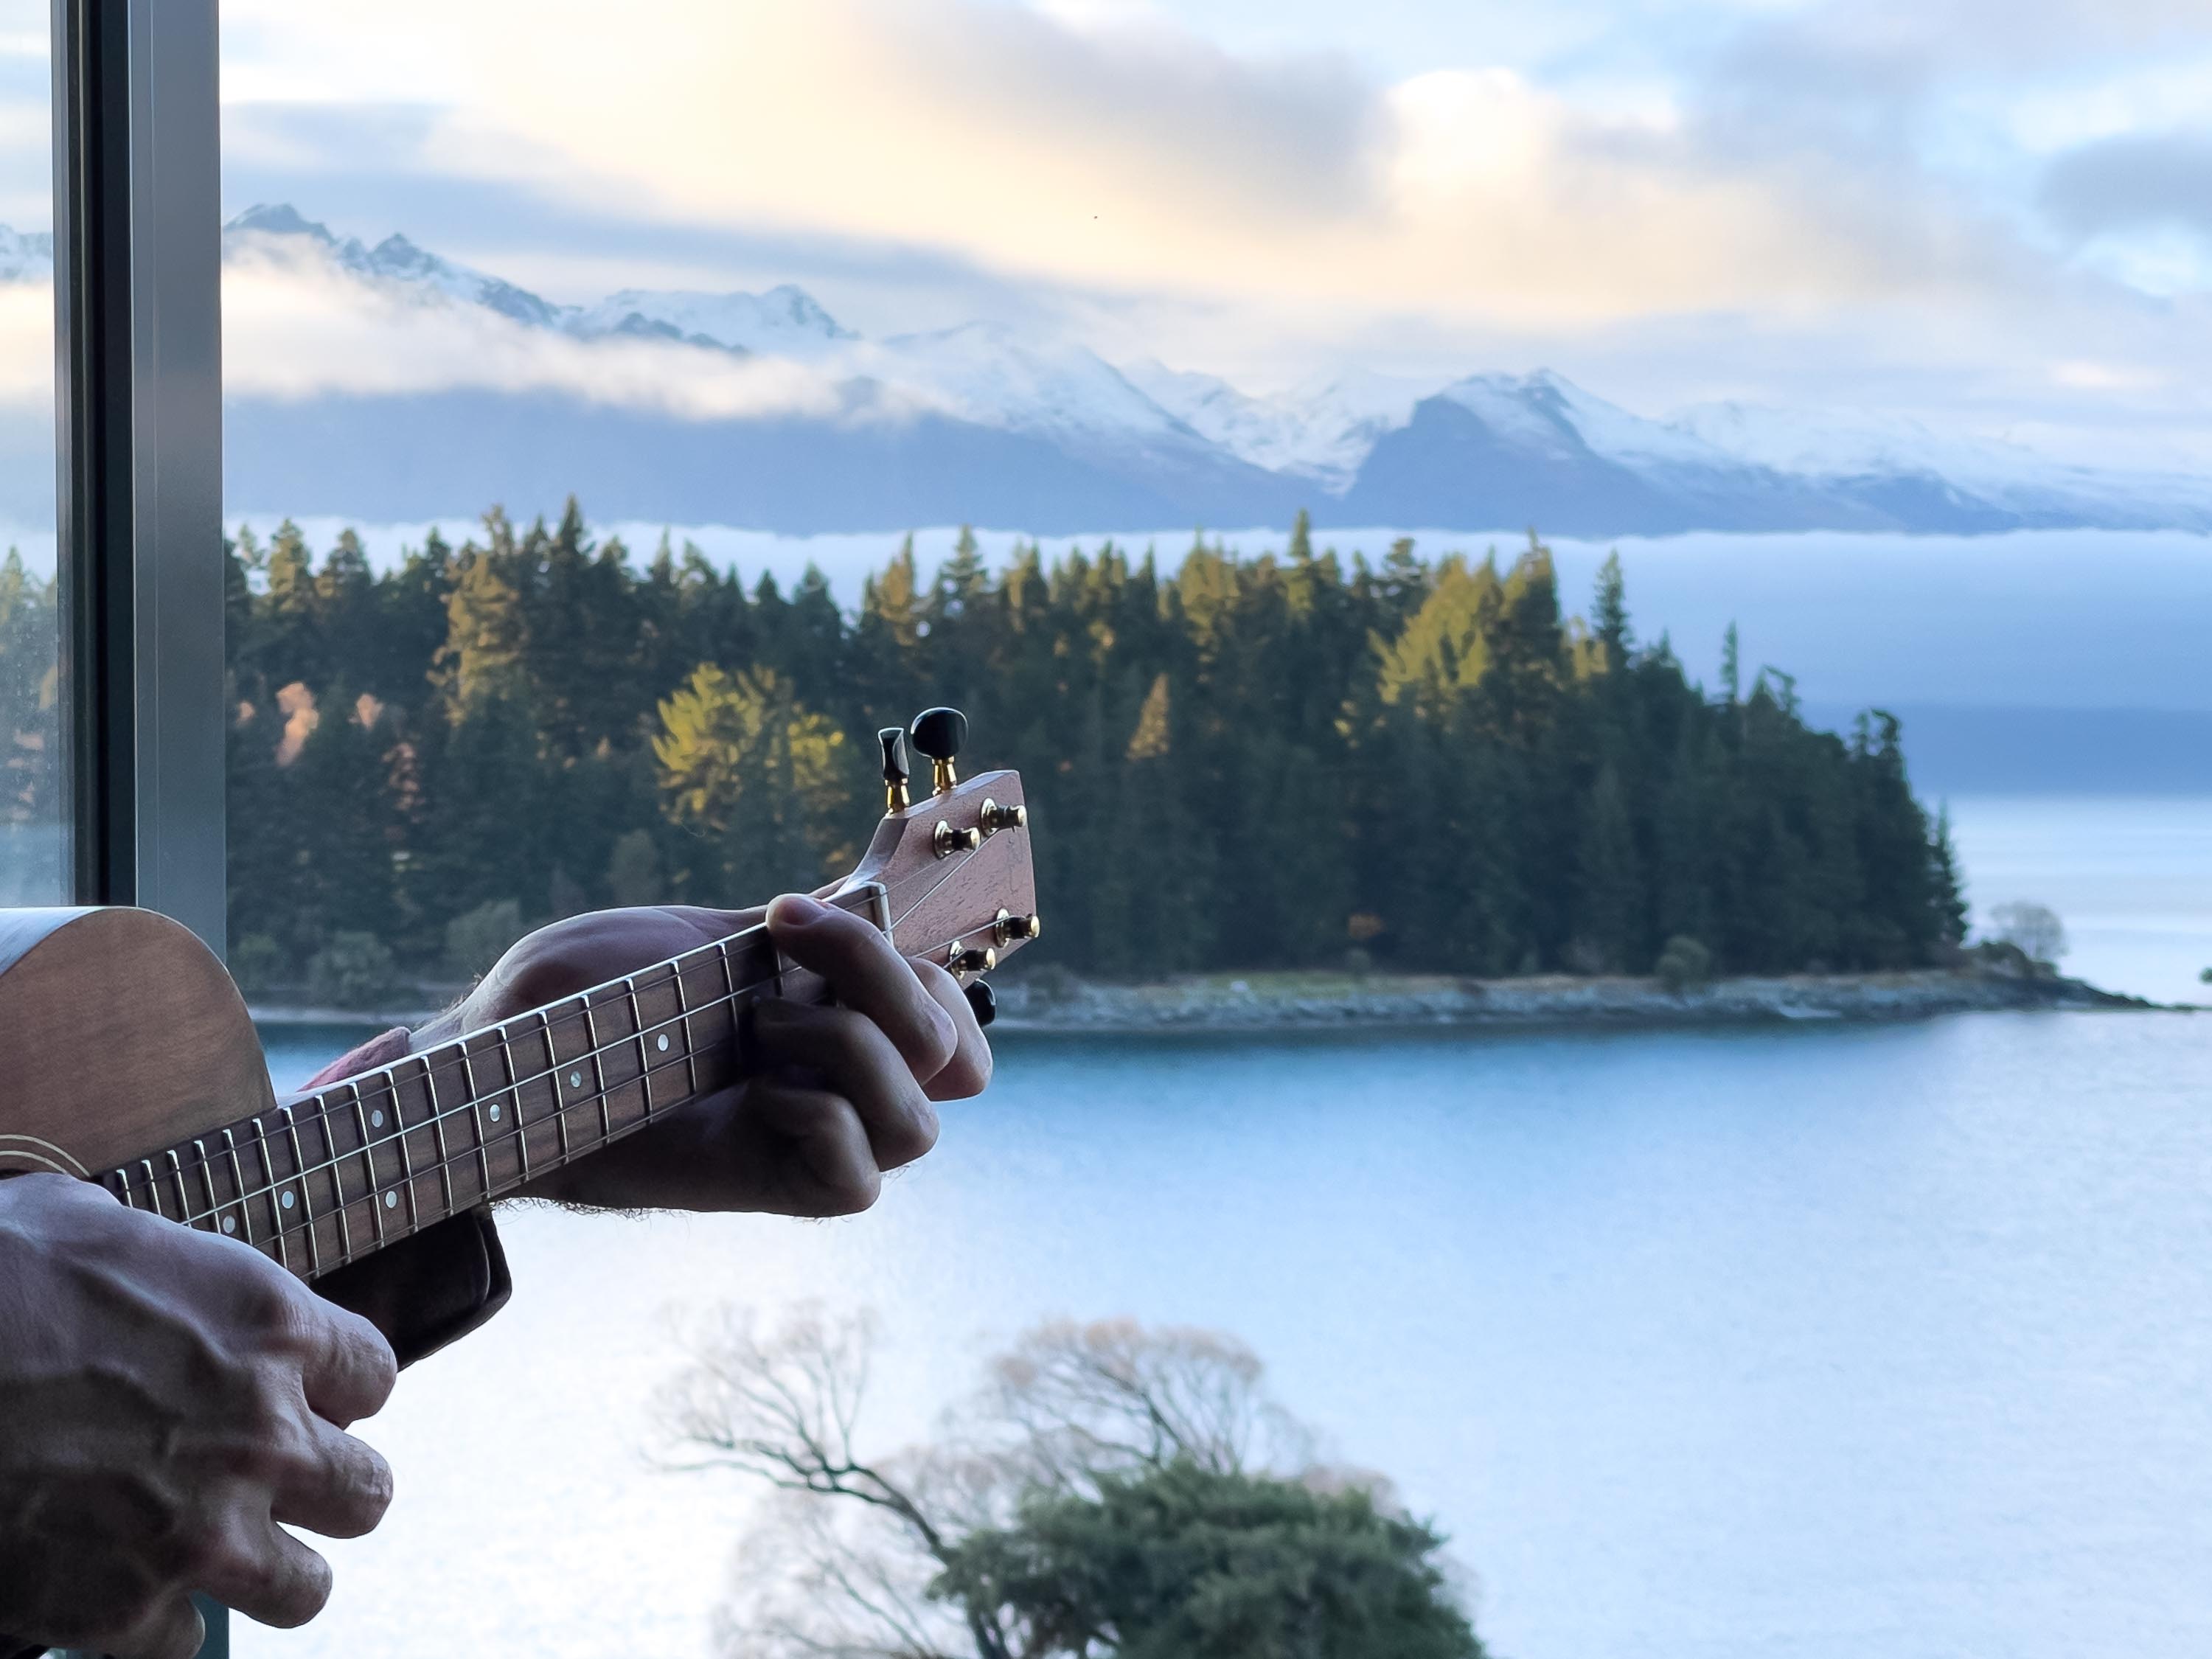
878, 728, 910, 813
910, 706, 968, 793
964, 979, 998, 1028
879, 727, 909, 782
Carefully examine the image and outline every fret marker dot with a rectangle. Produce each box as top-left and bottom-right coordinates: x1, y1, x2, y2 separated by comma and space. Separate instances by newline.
569, 1071, 583, 1088
385, 1191, 398, 1209
658, 1034, 670, 1051
222, 1216, 237, 1234
370, 1109, 385, 1128
489, 1103, 502, 1121
281, 1191, 295, 1209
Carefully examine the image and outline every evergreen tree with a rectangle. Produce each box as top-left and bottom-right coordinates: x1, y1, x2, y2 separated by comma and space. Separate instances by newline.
218, 503, 1969, 988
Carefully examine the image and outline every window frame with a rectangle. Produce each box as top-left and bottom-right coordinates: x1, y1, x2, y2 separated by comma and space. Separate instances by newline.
50, 0, 225, 951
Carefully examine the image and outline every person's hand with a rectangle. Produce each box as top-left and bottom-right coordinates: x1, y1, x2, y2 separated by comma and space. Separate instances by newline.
0, 1174, 397, 1658
414, 894, 992, 1217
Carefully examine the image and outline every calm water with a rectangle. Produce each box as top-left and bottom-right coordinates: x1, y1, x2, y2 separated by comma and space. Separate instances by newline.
244, 796, 2212, 1659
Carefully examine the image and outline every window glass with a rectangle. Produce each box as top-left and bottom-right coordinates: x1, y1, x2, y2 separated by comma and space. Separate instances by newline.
220, 5, 2212, 1658
0, 0, 59, 905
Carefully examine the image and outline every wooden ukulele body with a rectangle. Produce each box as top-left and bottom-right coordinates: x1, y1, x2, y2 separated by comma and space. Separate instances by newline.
0, 908, 276, 1183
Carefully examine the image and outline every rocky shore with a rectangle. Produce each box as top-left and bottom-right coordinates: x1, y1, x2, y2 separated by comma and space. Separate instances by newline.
985, 964, 2172, 1035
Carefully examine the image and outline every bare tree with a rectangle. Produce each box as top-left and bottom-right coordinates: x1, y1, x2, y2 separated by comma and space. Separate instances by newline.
1987, 900, 2068, 967
654, 1308, 1357, 1659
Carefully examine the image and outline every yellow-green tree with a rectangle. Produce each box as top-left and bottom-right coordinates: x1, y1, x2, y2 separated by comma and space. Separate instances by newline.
654, 664, 863, 898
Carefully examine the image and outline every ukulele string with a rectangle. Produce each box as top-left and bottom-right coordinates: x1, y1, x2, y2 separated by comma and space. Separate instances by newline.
177, 929, 991, 1239
158, 842, 997, 1232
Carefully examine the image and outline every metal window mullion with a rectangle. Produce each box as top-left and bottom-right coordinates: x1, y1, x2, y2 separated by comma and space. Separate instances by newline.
52, 0, 224, 951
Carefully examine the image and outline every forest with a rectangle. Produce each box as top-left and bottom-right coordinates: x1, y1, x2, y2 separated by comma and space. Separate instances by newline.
1, 505, 1967, 998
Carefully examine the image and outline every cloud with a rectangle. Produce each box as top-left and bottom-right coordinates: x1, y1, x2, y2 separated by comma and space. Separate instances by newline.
2039, 131, 2212, 243
0, 280, 53, 406
218, 0, 2031, 332
219, 238, 855, 420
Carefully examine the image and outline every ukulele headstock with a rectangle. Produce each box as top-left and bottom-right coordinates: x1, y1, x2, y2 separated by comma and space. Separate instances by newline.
830, 707, 1040, 1021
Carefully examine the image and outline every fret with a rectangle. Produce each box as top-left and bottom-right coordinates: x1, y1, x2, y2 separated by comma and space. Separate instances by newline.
392, 1082, 420, 1233
354, 1089, 387, 1251
422, 1057, 458, 1215
623, 976, 655, 1121
278, 1107, 322, 1275
671, 961, 699, 1099
319, 1098, 355, 1265
581, 999, 612, 1143
139, 1159, 162, 1220
222, 1130, 251, 1245
249, 1119, 288, 1270
164, 1151, 191, 1226
459, 1046, 495, 1200
352, 1078, 385, 1208
714, 938, 737, 1010
539, 1011, 572, 1164
495, 1032, 532, 1185
110, 1167, 133, 1209
192, 1141, 220, 1238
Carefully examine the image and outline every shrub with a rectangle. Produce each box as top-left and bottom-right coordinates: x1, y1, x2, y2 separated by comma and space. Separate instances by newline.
307, 931, 400, 1010
1655, 935, 1714, 994
1986, 900, 2067, 970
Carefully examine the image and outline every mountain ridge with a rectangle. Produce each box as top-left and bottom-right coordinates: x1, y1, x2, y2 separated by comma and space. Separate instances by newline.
7, 203, 2206, 538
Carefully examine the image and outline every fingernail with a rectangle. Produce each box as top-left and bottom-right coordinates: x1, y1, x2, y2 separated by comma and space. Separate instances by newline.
769, 893, 829, 926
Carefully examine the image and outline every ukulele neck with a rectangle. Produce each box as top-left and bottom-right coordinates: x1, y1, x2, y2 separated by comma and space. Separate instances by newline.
100, 886, 891, 1282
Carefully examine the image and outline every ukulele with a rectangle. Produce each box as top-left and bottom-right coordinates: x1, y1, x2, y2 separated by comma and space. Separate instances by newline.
0, 708, 1038, 1281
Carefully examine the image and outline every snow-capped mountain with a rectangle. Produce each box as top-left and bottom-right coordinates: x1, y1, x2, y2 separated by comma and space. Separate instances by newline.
1124, 363, 1436, 491
226, 203, 564, 329
566, 285, 855, 357
14, 203, 2208, 538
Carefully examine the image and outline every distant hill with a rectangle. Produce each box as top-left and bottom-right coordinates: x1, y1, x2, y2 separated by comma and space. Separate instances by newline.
13, 204, 2212, 538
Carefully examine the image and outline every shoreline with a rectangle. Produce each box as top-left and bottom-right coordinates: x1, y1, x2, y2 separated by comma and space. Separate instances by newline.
986, 967, 2182, 1034
249, 965, 2184, 1037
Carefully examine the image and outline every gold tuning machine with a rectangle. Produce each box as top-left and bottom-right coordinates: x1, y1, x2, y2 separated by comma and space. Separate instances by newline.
994, 908, 1043, 945
934, 821, 982, 858
949, 942, 998, 975
879, 728, 911, 815
980, 799, 1027, 834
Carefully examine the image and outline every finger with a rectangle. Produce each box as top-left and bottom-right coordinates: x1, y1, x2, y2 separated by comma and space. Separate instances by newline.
910, 959, 994, 1101
272, 1416, 395, 1540
297, 1301, 398, 1429
100, 1596, 206, 1659
196, 1513, 334, 1630
751, 1001, 939, 1169
746, 1083, 883, 1217
766, 894, 957, 1081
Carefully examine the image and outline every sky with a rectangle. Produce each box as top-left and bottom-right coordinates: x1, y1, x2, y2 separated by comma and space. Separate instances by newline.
5, 0, 2212, 460
209, 0, 2212, 462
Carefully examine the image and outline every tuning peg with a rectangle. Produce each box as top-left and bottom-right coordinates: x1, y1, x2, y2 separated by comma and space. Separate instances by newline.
909, 706, 967, 795
934, 820, 983, 859
994, 908, 1043, 945
980, 799, 1026, 834
878, 728, 911, 815
949, 942, 998, 975
963, 980, 998, 1028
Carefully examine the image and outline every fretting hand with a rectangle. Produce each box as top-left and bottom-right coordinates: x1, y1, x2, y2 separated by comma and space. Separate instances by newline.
0, 1174, 397, 1659
408, 894, 992, 1217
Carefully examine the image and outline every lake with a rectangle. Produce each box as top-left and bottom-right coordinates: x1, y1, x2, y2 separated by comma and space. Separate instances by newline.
243, 794, 2212, 1659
